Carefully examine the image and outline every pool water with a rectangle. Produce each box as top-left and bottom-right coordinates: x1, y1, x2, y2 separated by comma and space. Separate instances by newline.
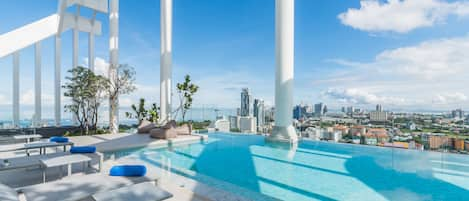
106, 133, 469, 201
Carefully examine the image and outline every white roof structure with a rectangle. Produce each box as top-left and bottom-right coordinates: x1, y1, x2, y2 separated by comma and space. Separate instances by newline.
0, 0, 297, 143
0, 0, 112, 128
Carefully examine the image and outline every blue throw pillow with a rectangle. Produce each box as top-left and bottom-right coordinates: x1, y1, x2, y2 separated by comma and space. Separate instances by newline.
70, 146, 96, 153
110, 165, 146, 177
49, 136, 69, 143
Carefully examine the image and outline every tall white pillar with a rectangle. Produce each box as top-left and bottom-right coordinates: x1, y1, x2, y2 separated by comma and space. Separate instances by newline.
109, 0, 119, 133
54, 36, 61, 127
160, 0, 172, 124
34, 42, 42, 127
89, 11, 97, 71
12, 52, 19, 128
73, 6, 80, 69
88, 34, 95, 71
72, 6, 80, 125
269, 0, 298, 143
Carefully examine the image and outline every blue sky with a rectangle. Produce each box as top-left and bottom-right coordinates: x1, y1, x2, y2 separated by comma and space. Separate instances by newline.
1, 0, 469, 120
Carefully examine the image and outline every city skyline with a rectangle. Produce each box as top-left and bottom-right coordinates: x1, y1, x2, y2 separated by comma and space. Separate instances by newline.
1, 0, 469, 122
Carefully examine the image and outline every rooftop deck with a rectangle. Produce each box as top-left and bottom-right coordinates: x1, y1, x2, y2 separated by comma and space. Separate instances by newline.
0, 133, 229, 201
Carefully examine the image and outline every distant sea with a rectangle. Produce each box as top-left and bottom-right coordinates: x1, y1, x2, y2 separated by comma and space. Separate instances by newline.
0, 107, 238, 128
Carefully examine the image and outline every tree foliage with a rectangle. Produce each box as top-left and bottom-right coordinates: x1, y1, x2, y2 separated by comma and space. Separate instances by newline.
63, 67, 109, 135
108, 64, 137, 134
125, 98, 159, 124
176, 75, 199, 122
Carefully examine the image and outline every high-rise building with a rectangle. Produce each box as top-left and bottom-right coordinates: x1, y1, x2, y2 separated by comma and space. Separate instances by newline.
347, 106, 355, 115
341, 107, 346, 113
314, 103, 325, 117
370, 111, 388, 122
451, 109, 465, 120
240, 88, 252, 117
239, 116, 257, 133
254, 99, 265, 131
376, 104, 383, 112
293, 105, 304, 120
229, 116, 240, 130
265, 107, 275, 123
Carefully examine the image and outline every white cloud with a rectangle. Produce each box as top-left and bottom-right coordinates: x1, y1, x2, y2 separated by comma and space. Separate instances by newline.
321, 34, 469, 109
373, 35, 469, 79
433, 92, 468, 104
0, 93, 10, 105
20, 90, 34, 105
330, 34, 469, 80
323, 88, 407, 105
82, 57, 109, 77
20, 89, 54, 106
94, 57, 110, 78
338, 0, 469, 33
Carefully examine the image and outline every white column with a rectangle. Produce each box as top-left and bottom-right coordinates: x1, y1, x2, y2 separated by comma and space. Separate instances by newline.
88, 33, 95, 71
55, 36, 61, 127
269, 0, 298, 143
89, 11, 97, 71
34, 42, 42, 127
73, 6, 80, 69
160, 0, 172, 124
72, 6, 80, 125
109, 0, 119, 133
12, 52, 19, 128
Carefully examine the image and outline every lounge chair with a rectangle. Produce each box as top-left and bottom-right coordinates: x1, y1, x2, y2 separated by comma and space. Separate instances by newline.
150, 120, 178, 139
175, 123, 192, 135
0, 151, 103, 173
0, 182, 18, 201
150, 120, 192, 139
137, 119, 157, 134
8, 172, 172, 201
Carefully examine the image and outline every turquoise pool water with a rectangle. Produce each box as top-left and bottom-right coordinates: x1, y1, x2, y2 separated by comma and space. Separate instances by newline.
106, 133, 469, 201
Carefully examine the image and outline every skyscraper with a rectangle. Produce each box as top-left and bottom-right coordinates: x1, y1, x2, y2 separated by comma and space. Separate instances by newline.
347, 106, 355, 116
240, 88, 252, 117
293, 105, 303, 120
451, 109, 465, 119
314, 102, 325, 117
376, 104, 383, 112
254, 99, 265, 131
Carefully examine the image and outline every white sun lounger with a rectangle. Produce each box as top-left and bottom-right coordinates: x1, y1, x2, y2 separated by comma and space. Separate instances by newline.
0, 152, 103, 172
15, 173, 168, 201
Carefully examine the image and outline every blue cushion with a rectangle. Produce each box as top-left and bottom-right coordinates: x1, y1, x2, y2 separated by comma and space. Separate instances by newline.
49, 136, 69, 143
110, 165, 146, 177
70, 146, 96, 153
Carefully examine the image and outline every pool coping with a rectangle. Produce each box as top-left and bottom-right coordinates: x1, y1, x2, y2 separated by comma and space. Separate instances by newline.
95, 134, 208, 153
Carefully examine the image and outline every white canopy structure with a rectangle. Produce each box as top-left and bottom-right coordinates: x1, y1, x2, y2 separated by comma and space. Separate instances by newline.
0, 0, 113, 128
1, 0, 297, 142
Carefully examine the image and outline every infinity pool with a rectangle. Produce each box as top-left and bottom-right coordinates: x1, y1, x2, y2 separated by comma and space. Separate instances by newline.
106, 133, 469, 201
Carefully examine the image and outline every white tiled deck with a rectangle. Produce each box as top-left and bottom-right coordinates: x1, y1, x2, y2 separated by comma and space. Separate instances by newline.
0, 133, 226, 201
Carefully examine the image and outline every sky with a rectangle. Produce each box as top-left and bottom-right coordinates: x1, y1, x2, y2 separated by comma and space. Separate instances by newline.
1, 0, 469, 121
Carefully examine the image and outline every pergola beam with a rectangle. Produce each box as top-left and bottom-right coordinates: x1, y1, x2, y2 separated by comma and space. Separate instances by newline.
0, 14, 102, 59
